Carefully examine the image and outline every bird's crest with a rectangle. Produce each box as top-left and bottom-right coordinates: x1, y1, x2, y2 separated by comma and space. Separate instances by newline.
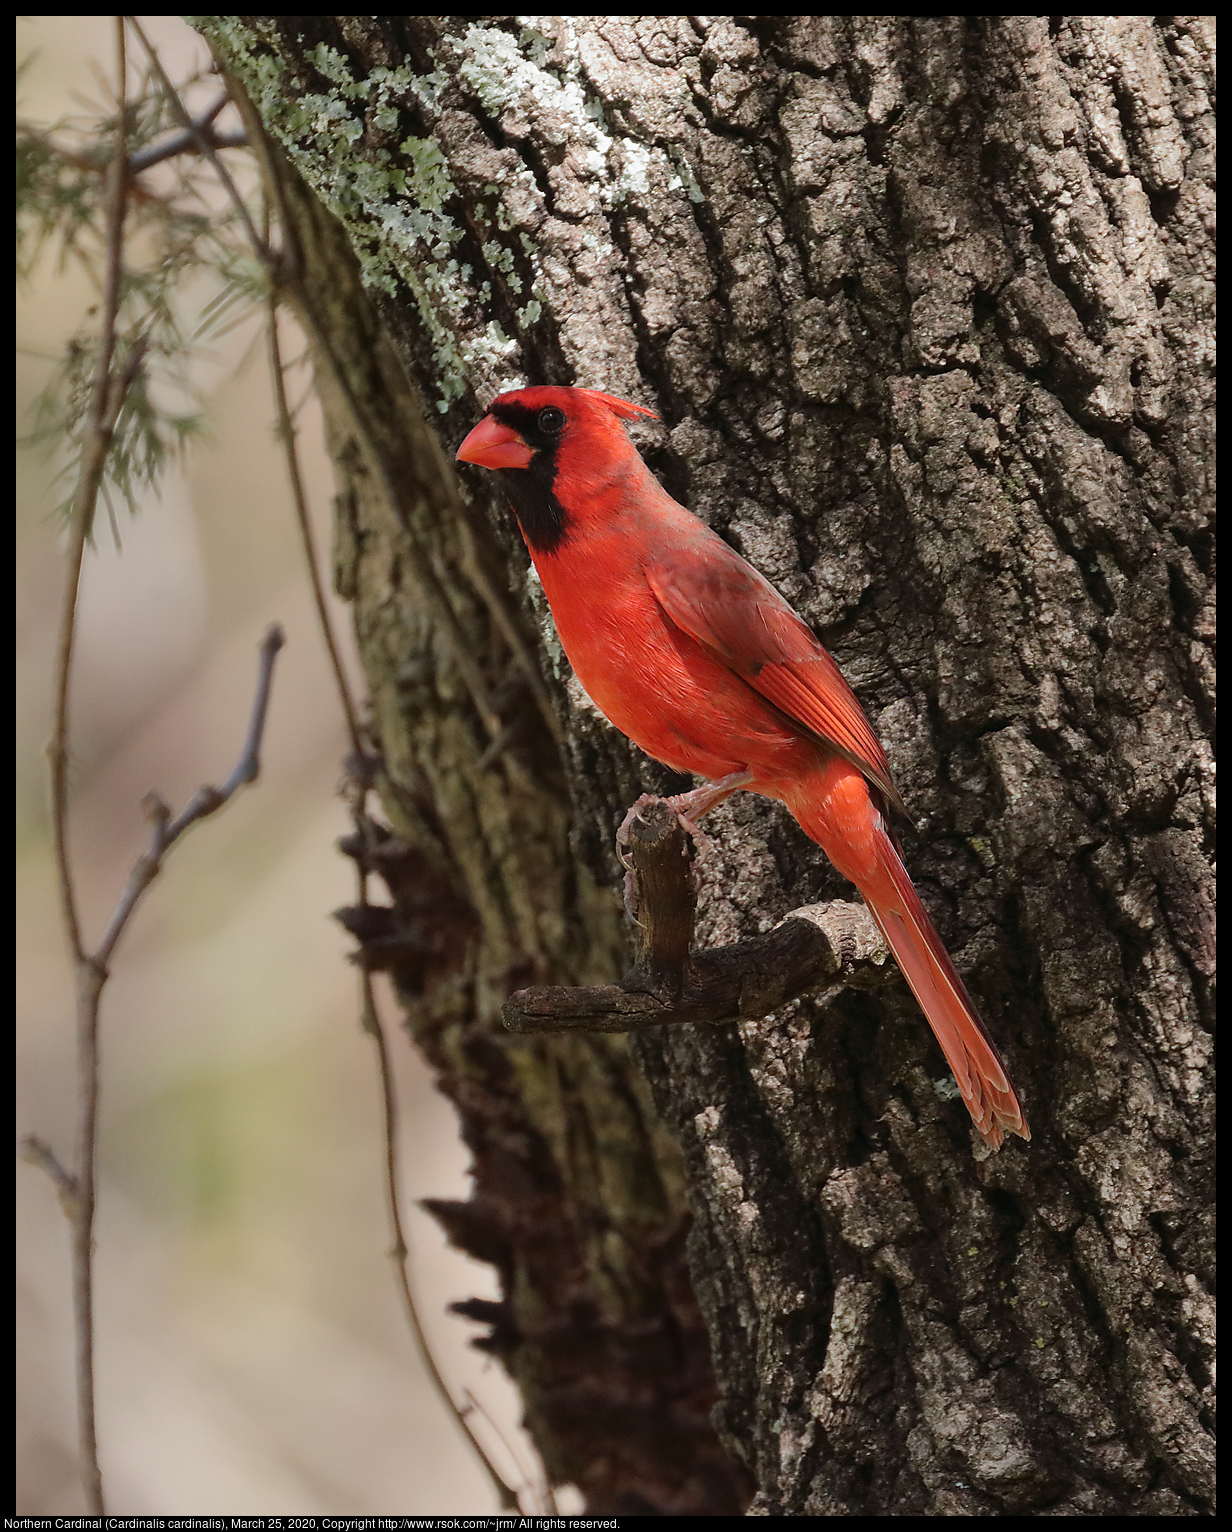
577, 389, 658, 423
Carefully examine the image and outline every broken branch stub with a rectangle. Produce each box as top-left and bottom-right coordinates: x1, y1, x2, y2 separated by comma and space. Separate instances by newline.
625, 796, 696, 990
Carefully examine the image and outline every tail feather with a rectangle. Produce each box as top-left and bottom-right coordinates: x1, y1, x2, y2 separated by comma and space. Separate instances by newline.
868, 849, 1029, 1149
786, 759, 1029, 1149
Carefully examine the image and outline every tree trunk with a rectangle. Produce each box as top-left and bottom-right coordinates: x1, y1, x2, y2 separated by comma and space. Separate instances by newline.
199, 17, 1214, 1515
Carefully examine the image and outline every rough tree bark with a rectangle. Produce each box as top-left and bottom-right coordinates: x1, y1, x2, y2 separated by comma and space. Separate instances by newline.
198, 17, 1214, 1516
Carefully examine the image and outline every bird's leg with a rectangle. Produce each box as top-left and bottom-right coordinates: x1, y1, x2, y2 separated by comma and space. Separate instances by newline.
664, 770, 754, 838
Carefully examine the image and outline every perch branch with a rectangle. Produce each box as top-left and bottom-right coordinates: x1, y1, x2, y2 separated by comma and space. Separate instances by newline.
503, 797, 892, 1036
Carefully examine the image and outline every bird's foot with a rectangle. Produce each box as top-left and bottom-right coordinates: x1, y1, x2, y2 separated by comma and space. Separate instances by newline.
616, 773, 752, 866
617, 793, 702, 920
616, 795, 660, 920
616, 774, 754, 917
616, 793, 663, 872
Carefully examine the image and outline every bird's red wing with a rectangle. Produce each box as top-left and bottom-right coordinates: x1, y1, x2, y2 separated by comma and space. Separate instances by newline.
646, 542, 904, 812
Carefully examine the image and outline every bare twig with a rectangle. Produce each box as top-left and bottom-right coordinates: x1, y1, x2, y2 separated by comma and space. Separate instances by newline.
245, 91, 528, 1507
461, 1387, 555, 1514
41, 22, 132, 1511
351, 832, 521, 1511
150, 27, 509, 754
18, 1134, 79, 1219
266, 299, 363, 755
93, 625, 285, 965
231, 82, 508, 750
255, 151, 520, 1505
21, 90, 243, 182
29, 22, 509, 1519
128, 90, 246, 173
144, 50, 529, 1502
49, 21, 130, 967
18, 121, 244, 229
34, 608, 283, 1514
503, 797, 892, 1036
127, 17, 268, 261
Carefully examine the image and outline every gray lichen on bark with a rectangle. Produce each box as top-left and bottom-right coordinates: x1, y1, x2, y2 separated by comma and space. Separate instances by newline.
198, 15, 1213, 1515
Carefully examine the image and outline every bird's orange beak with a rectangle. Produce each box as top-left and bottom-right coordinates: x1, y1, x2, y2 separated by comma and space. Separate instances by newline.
456, 414, 534, 471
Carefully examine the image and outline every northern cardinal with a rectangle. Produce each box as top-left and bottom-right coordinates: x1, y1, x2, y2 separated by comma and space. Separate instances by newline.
457, 386, 1028, 1149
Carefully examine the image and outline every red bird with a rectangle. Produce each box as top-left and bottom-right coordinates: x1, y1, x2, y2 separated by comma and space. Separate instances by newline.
457, 385, 1029, 1149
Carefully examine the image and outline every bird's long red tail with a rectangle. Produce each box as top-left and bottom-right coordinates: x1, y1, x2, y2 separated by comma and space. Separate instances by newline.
789, 763, 1029, 1149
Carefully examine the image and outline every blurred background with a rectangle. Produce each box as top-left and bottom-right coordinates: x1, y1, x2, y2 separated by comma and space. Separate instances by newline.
16, 17, 563, 1514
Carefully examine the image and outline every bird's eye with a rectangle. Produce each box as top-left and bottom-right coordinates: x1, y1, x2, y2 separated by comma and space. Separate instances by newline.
537, 407, 566, 435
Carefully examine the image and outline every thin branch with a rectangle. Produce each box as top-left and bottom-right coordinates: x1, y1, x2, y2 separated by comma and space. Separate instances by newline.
20, 91, 243, 180
461, 1387, 553, 1514
18, 1134, 79, 1219
126, 17, 268, 261
266, 299, 363, 755
137, 25, 509, 754
144, 45, 522, 1496
93, 625, 285, 966
42, 21, 132, 1512
32, 612, 284, 1513
263, 165, 520, 1498
236, 90, 508, 750
176, 59, 529, 1503
133, 125, 248, 172
17, 118, 232, 216
353, 847, 521, 1512
127, 90, 245, 172
161, 40, 510, 754
49, 22, 130, 968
